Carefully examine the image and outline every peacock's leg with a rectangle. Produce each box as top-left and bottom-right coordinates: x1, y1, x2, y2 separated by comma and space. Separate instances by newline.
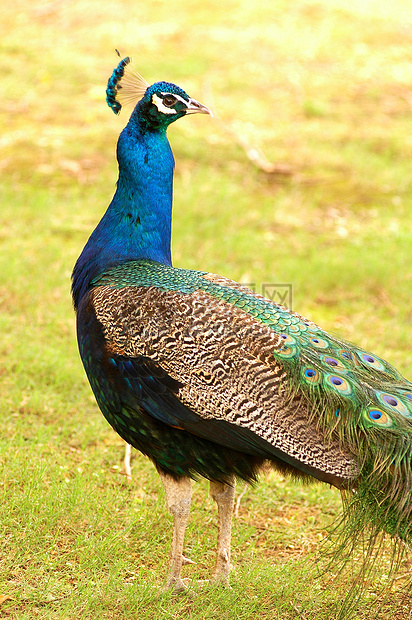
158, 471, 193, 591
209, 475, 236, 584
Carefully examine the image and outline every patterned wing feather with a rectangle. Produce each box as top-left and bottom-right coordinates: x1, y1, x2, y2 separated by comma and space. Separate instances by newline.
90, 280, 357, 485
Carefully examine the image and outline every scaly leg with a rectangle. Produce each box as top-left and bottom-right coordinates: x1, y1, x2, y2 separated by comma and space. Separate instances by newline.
209, 475, 236, 584
158, 470, 192, 591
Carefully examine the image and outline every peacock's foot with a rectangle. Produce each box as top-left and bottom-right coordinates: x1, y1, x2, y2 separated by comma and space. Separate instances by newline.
211, 549, 232, 585
161, 574, 231, 594
211, 573, 231, 586
162, 576, 193, 593
190, 577, 231, 592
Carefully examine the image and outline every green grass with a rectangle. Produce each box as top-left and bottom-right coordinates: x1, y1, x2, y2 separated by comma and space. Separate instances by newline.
1, 0, 412, 617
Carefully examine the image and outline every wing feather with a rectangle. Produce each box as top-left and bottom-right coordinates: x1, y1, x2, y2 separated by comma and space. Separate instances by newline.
91, 284, 357, 483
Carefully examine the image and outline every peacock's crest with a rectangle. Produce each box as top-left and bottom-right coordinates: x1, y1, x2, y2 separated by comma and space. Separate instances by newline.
106, 52, 150, 115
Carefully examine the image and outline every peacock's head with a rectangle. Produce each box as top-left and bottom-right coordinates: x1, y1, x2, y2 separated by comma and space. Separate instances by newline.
106, 54, 212, 129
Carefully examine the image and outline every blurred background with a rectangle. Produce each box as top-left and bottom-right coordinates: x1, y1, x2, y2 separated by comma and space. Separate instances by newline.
1, 0, 412, 617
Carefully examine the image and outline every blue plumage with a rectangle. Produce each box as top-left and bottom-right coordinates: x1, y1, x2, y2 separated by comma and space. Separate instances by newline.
72, 105, 174, 307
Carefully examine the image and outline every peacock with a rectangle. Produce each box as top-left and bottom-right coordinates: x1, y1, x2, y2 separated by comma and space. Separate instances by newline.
72, 55, 412, 592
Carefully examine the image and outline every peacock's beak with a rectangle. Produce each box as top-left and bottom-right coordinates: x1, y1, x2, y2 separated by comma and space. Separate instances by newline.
185, 98, 213, 117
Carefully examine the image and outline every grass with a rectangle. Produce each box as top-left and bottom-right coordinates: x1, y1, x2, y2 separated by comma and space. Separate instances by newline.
1, 0, 412, 617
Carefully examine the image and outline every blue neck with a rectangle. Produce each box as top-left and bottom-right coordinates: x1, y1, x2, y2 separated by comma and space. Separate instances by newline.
72, 115, 174, 308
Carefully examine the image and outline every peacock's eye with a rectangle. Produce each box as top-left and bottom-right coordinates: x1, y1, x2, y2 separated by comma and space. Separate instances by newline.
163, 95, 177, 108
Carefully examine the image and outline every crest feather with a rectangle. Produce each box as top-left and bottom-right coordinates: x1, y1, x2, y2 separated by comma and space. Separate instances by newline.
106, 53, 150, 115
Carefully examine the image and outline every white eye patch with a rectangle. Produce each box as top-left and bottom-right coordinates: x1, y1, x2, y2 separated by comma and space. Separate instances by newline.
151, 92, 189, 115
152, 93, 177, 115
